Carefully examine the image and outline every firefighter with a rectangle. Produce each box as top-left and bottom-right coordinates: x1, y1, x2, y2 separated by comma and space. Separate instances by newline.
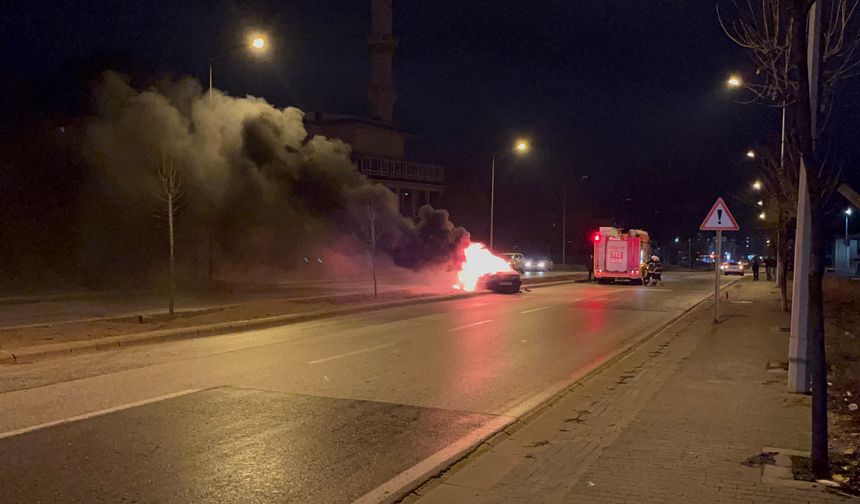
645, 255, 664, 286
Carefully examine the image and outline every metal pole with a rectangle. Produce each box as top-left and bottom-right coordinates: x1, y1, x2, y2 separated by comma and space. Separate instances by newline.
714, 230, 722, 323
489, 154, 495, 251
209, 63, 213, 109
561, 189, 566, 271
846, 213, 850, 246
788, 0, 820, 395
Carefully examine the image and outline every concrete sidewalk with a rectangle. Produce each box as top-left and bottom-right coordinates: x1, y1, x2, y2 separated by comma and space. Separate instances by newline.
409, 279, 854, 503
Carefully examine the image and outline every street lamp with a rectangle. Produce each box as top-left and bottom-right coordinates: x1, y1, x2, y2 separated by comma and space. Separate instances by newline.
746, 149, 756, 159
209, 31, 270, 108
846, 208, 853, 245
727, 74, 743, 88
489, 138, 531, 251
752, 180, 762, 191
757, 200, 764, 207
759, 212, 766, 220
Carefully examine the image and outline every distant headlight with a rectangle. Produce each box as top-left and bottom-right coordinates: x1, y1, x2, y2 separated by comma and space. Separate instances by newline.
720, 265, 726, 270
537, 261, 546, 268
524, 261, 533, 267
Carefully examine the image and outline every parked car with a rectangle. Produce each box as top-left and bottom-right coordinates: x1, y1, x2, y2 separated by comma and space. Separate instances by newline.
720, 261, 745, 276
480, 271, 522, 293
524, 257, 553, 272
500, 252, 526, 272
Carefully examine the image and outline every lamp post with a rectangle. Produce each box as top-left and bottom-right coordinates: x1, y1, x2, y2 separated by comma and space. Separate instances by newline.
489, 139, 530, 251
205, 32, 268, 281
846, 208, 853, 246
209, 33, 269, 108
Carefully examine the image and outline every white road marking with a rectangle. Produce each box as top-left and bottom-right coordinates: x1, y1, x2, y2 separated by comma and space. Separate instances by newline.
306, 342, 395, 365
0, 388, 202, 440
639, 288, 672, 292
520, 306, 550, 314
448, 320, 492, 331
729, 300, 754, 304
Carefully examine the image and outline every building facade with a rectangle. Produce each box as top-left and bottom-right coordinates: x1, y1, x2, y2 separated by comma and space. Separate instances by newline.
303, 0, 445, 219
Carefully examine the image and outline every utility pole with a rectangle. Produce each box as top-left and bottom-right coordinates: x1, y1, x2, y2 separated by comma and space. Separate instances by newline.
561, 189, 566, 271
788, 0, 820, 395
490, 155, 496, 251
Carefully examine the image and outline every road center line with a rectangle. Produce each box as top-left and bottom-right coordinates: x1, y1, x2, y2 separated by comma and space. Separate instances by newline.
448, 320, 492, 331
0, 388, 202, 440
520, 306, 550, 314
306, 342, 395, 365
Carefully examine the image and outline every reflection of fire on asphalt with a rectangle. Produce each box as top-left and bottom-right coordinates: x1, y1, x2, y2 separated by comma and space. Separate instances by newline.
452, 243, 514, 292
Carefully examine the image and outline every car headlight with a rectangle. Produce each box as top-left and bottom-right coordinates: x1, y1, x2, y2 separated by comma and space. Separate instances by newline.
524, 261, 532, 267
537, 261, 546, 268
720, 265, 726, 269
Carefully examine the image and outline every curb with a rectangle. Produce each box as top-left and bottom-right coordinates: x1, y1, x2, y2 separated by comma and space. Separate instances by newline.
370, 275, 744, 504
0, 275, 584, 365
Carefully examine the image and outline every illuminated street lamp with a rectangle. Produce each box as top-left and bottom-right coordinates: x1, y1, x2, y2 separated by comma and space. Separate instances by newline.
209, 31, 270, 107
490, 138, 532, 250
846, 208, 854, 245
757, 200, 764, 207
746, 149, 756, 159
759, 212, 766, 220
727, 74, 743, 88
752, 180, 762, 191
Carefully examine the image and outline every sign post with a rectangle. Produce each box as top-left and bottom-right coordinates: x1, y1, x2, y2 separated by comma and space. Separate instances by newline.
700, 197, 739, 323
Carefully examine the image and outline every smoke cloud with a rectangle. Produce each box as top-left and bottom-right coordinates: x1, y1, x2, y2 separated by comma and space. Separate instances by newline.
81, 71, 468, 283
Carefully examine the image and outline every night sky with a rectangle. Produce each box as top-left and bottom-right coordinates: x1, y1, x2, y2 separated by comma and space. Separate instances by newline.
2, 0, 859, 262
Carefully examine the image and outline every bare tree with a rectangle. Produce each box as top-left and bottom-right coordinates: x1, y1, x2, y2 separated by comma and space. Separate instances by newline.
753, 146, 799, 311
718, 0, 860, 478
362, 192, 385, 300
155, 156, 183, 318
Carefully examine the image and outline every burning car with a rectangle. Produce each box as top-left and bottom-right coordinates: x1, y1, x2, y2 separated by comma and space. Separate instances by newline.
453, 243, 522, 293
480, 270, 522, 293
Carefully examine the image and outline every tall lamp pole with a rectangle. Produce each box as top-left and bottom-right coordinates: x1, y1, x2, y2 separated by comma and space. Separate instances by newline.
205, 32, 269, 281
489, 139, 530, 251
846, 208, 853, 246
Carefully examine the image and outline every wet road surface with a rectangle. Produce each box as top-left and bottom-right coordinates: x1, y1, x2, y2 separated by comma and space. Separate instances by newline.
0, 272, 729, 503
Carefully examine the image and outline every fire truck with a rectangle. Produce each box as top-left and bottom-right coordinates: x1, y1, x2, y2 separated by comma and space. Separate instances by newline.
592, 227, 650, 284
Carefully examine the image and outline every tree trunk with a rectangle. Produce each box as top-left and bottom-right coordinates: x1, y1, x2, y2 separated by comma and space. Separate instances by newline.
777, 206, 789, 312
809, 196, 829, 478
789, 0, 827, 479
168, 193, 175, 318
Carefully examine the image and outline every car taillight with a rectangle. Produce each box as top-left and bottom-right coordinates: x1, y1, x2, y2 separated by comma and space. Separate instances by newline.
593, 233, 601, 242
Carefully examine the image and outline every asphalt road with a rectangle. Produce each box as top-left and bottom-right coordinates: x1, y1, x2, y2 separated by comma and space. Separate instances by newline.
0, 272, 729, 503
0, 270, 576, 329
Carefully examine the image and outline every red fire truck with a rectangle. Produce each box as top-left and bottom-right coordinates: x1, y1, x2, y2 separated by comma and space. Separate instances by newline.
592, 227, 650, 284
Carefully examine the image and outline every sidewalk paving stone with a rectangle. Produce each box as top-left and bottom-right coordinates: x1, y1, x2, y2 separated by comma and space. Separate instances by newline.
413, 280, 856, 503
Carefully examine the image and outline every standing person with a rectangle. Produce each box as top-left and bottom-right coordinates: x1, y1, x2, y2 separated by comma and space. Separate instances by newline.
587, 253, 594, 282
752, 256, 761, 281
765, 256, 774, 281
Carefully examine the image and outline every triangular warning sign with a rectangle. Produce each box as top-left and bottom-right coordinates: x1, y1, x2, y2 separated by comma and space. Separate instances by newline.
700, 197, 739, 231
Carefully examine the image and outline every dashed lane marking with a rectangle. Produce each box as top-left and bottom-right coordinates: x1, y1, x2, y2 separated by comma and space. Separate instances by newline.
306, 342, 395, 365
447, 320, 492, 332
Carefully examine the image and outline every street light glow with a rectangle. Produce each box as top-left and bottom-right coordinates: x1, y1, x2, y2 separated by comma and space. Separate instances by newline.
752, 180, 762, 191
746, 149, 756, 159
757, 200, 763, 207
727, 75, 743, 88
847, 208, 853, 216
759, 212, 766, 220
514, 139, 530, 154
248, 32, 269, 53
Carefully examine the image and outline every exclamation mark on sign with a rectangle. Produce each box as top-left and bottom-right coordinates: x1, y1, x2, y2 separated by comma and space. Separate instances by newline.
717, 209, 723, 225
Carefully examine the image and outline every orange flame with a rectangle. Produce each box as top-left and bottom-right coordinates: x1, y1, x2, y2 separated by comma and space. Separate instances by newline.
453, 242, 514, 292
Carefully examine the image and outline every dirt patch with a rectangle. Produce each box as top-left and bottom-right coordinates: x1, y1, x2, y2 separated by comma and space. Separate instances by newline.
823, 276, 860, 495
0, 289, 437, 351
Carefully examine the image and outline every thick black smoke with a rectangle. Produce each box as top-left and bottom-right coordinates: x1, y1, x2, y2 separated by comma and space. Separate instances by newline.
81, 71, 468, 282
